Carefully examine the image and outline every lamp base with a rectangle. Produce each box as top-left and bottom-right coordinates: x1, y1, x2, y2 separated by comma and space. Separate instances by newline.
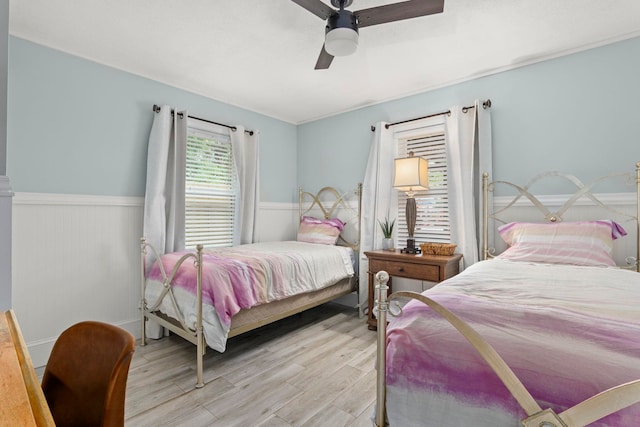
400, 238, 422, 254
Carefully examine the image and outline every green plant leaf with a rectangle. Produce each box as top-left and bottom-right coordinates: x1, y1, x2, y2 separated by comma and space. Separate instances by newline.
378, 217, 395, 238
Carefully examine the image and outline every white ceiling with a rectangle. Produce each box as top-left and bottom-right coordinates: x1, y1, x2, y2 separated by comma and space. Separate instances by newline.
8, 0, 640, 124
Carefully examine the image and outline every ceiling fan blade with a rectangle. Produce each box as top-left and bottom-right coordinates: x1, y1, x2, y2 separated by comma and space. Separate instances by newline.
291, 0, 335, 20
314, 45, 335, 70
354, 0, 444, 28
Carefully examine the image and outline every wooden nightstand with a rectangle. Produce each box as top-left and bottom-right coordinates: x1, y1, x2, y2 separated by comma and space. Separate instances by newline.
364, 250, 463, 330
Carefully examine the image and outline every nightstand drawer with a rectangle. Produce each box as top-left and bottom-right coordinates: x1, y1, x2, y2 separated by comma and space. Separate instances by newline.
369, 259, 439, 281
365, 250, 462, 330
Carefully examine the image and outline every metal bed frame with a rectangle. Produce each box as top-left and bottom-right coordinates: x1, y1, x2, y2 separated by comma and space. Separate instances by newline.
140, 183, 362, 388
374, 162, 640, 426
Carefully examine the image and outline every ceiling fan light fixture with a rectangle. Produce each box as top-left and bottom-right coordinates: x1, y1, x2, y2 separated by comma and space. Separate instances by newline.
324, 10, 359, 57
325, 27, 359, 56
294, 0, 445, 70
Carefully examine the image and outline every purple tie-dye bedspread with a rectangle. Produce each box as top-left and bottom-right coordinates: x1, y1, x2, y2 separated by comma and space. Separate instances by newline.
146, 241, 354, 352
385, 259, 640, 426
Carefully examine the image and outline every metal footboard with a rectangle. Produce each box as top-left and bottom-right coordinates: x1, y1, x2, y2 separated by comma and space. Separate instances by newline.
139, 238, 206, 388
373, 271, 640, 427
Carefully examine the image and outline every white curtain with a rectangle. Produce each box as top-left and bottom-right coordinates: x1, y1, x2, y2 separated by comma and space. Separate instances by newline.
445, 100, 492, 267
358, 122, 396, 315
477, 102, 494, 256
143, 104, 187, 267
231, 126, 260, 245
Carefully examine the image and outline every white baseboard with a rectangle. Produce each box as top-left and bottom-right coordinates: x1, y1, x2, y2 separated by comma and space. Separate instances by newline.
27, 317, 142, 368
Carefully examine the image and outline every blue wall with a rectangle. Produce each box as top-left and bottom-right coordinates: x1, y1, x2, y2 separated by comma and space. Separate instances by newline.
7, 38, 297, 202
298, 37, 640, 194
7, 36, 640, 202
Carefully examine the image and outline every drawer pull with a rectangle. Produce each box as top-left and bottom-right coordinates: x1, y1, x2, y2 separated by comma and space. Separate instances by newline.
398, 267, 404, 272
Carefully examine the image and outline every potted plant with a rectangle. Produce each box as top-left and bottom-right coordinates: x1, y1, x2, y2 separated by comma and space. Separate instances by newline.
378, 217, 395, 251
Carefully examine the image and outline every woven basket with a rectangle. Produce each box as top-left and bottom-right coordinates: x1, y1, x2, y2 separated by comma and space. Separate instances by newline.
420, 242, 457, 256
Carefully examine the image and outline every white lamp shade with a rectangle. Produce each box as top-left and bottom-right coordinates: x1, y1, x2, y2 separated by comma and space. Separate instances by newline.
393, 156, 429, 192
325, 27, 359, 56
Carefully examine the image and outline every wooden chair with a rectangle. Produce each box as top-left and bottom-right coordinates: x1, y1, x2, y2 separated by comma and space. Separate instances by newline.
41, 321, 136, 427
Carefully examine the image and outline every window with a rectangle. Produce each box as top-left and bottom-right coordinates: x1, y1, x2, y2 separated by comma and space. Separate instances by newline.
185, 121, 237, 249
395, 118, 450, 244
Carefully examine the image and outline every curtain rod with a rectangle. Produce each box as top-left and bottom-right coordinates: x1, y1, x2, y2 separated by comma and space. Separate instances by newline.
370, 99, 492, 132
152, 105, 254, 136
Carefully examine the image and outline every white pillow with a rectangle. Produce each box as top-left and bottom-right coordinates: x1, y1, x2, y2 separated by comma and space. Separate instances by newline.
496, 220, 626, 267
296, 216, 345, 245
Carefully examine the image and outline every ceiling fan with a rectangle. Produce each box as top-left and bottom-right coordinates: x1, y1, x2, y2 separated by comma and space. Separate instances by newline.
291, 0, 445, 69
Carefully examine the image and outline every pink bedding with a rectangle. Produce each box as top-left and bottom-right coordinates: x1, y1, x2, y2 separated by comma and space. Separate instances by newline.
385, 259, 640, 426
145, 241, 355, 352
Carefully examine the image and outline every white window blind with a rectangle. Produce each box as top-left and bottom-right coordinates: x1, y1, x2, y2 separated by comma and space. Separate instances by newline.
396, 122, 450, 244
185, 125, 236, 249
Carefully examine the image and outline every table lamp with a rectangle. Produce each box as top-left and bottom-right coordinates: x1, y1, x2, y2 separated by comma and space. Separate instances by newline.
393, 152, 429, 253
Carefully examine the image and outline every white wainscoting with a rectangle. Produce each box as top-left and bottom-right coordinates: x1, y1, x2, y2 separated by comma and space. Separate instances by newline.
12, 191, 636, 367
12, 193, 298, 367
254, 202, 299, 242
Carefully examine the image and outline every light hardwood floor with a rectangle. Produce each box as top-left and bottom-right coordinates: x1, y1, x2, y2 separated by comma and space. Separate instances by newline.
125, 303, 377, 427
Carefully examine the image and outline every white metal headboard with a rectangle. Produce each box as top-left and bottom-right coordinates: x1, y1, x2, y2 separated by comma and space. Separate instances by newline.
482, 162, 640, 271
298, 183, 362, 252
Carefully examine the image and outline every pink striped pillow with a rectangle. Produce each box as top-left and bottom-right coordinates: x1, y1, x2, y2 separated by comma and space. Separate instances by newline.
496, 220, 626, 267
297, 216, 345, 245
